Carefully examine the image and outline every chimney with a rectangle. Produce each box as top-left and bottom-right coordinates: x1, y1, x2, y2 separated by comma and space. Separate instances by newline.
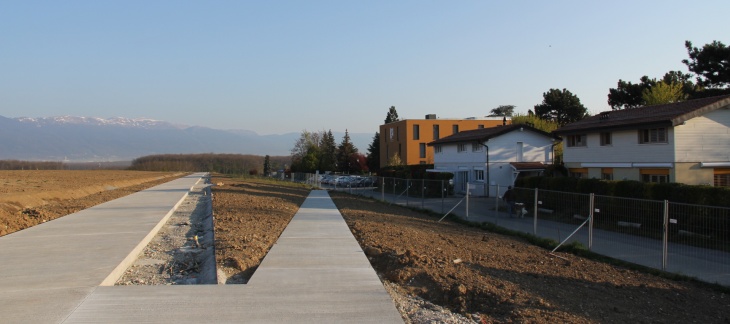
425, 114, 437, 120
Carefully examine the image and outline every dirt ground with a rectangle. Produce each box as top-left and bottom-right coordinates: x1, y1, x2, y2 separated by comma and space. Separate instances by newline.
211, 176, 310, 284
210, 175, 729, 323
0, 170, 185, 236
2, 172, 728, 323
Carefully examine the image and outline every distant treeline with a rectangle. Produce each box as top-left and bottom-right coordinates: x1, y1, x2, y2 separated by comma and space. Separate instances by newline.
129, 153, 290, 174
0, 160, 66, 170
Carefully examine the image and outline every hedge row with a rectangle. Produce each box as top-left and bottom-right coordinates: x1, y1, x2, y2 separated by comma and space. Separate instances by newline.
379, 164, 454, 181
515, 176, 730, 208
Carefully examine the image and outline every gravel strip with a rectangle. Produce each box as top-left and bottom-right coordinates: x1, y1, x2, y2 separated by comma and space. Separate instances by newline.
116, 179, 215, 285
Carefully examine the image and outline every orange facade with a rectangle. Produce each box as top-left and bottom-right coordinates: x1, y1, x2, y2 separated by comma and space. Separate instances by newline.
379, 117, 509, 167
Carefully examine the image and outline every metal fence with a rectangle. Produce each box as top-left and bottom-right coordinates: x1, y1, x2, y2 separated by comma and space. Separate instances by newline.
286, 173, 730, 286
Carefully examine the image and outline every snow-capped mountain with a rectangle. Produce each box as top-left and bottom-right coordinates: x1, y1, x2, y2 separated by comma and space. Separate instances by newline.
15, 116, 186, 129
0, 115, 372, 162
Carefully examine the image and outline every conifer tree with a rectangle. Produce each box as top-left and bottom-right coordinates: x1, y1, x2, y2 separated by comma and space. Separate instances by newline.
336, 130, 358, 173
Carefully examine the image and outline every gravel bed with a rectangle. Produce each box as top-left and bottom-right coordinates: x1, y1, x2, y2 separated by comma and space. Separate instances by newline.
116, 180, 216, 285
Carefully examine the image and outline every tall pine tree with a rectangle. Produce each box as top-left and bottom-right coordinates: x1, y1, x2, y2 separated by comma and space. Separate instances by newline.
366, 132, 380, 173
336, 130, 358, 173
318, 130, 337, 172
263, 155, 271, 176
384, 106, 400, 124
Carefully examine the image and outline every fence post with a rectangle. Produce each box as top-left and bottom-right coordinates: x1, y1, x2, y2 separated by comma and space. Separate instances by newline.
421, 179, 425, 209
441, 180, 445, 213
495, 184, 500, 221
589, 193, 594, 250
406, 179, 409, 207
393, 179, 396, 197
381, 177, 385, 202
466, 182, 470, 219
662, 199, 669, 271
533, 188, 538, 235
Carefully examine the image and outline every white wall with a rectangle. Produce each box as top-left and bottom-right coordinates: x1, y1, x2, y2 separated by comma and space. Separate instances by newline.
563, 128, 675, 164
433, 129, 556, 196
674, 108, 730, 163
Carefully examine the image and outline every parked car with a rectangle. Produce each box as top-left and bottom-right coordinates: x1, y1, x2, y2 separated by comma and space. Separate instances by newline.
352, 177, 375, 187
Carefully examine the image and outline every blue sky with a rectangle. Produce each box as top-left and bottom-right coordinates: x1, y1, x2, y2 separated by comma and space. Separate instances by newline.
1, 1, 727, 136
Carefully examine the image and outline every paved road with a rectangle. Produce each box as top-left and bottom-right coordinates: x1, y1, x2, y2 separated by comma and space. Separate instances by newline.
1, 175, 402, 323
333, 185, 730, 287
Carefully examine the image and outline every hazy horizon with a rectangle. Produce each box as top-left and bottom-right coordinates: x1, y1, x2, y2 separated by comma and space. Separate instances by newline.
2, 1, 728, 136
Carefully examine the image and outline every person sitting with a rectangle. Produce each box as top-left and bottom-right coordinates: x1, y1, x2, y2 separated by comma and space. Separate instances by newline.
502, 186, 516, 217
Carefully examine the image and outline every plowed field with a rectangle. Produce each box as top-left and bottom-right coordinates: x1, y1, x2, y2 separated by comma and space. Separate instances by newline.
0, 170, 185, 236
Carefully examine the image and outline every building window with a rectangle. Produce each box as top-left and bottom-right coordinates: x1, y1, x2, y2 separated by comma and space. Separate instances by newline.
714, 169, 730, 187
640, 169, 669, 183
639, 128, 667, 144
413, 124, 420, 140
433, 125, 440, 140
569, 168, 587, 178
474, 170, 485, 181
457, 143, 467, 152
601, 168, 613, 180
396, 126, 399, 141
478, 124, 484, 129
567, 134, 587, 147
642, 174, 668, 183
435, 145, 442, 154
453, 125, 459, 134
600, 132, 612, 146
419, 143, 426, 158
472, 143, 482, 152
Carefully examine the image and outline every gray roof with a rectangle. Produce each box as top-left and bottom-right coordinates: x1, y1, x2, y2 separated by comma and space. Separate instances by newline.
428, 124, 560, 146
554, 95, 730, 135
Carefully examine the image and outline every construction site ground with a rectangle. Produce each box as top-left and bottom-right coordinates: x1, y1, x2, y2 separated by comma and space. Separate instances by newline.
1, 171, 727, 323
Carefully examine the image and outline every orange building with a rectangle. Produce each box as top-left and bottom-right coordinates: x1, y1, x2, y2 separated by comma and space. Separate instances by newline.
379, 114, 510, 167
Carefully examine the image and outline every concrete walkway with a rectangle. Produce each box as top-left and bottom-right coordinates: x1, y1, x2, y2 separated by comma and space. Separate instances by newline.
0, 175, 401, 323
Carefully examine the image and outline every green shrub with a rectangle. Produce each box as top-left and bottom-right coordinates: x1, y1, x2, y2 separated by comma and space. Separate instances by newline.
517, 176, 730, 207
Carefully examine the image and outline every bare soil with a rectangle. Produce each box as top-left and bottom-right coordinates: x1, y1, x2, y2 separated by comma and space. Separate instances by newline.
210, 175, 729, 323
212, 176, 309, 284
3, 172, 728, 323
0, 170, 185, 237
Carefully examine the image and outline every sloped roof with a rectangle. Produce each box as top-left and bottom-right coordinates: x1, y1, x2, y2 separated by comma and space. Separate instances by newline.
427, 124, 560, 146
510, 162, 546, 171
554, 95, 730, 134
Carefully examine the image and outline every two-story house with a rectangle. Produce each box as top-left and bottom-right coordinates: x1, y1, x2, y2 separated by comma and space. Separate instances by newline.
428, 124, 560, 196
380, 114, 509, 167
554, 95, 730, 186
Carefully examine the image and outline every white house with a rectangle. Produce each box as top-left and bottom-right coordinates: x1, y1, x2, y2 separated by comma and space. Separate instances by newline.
554, 94, 730, 186
428, 124, 560, 196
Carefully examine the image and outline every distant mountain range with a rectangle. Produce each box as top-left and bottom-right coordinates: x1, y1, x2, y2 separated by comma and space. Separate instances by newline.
0, 116, 374, 162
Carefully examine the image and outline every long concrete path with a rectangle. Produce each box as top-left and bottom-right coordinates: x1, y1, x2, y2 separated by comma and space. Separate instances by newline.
0, 174, 402, 323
